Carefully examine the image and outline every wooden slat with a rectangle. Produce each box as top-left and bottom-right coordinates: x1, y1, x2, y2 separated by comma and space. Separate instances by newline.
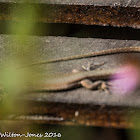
0, 35, 140, 128
2, 0, 140, 7
5, 102, 138, 128
0, 0, 139, 28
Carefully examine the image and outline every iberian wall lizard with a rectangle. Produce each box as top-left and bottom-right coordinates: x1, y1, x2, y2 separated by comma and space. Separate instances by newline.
22, 46, 140, 91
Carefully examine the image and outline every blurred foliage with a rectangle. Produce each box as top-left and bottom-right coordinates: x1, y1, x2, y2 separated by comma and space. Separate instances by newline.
128, 112, 140, 140
0, 1, 41, 118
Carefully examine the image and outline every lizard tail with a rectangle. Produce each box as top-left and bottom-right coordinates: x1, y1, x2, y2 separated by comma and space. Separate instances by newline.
21, 46, 140, 68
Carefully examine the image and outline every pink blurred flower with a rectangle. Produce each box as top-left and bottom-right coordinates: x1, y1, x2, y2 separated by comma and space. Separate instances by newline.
110, 65, 140, 96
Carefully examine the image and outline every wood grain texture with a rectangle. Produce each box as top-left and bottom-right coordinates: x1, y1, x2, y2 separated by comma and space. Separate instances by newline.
0, 35, 140, 127
0, 0, 139, 28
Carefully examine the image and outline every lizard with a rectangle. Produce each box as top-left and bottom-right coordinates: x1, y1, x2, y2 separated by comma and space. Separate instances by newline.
31, 68, 118, 91
20, 46, 140, 68
17, 46, 140, 91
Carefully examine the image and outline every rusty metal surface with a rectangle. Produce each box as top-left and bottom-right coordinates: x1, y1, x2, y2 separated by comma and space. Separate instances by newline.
0, 1, 139, 28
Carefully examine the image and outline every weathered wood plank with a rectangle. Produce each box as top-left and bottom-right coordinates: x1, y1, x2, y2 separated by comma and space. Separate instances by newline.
0, 0, 139, 28
0, 35, 140, 127
2, 0, 140, 7
5, 102, 137, 128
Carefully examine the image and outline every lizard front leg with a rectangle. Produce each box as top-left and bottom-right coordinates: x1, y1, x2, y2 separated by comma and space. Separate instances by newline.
80, 80, 103, 90
72, 62, 108, 91
80, 79, 109, 93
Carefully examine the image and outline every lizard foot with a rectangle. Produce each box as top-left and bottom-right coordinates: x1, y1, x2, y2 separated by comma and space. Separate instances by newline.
72, 63, 92, 73
72, 62, 106, 73
82, 61, 106, 71
98, 82, 110, 94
